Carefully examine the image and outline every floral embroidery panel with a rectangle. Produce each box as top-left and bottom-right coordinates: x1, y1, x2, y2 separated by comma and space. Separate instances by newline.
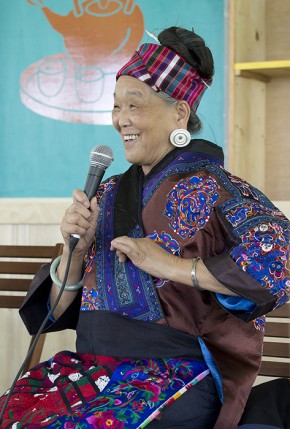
164, 175, 220, 239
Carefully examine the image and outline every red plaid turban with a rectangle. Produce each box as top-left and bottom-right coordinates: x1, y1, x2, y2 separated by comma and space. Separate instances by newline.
116, 43, 212, 111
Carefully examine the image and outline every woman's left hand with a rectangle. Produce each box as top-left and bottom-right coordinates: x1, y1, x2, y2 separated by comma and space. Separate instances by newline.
110, 236, 175, 280
110, 236, 237, 295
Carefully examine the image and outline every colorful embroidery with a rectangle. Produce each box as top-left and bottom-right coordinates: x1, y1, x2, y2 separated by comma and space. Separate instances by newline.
43, 357, 209, 429
96, 176, 119, 204
78, 173, 164, 320
254, 315, 266, 332
224, 200, 288, 228
81, 241, 100, 311
147, 231, 181, 255
96, 180, 164, 321
143, 151, 222, 209
84, 240, 97, 276
81, 176, 120, 307
225, 170, 260, 200
0, 353, 209, 428
164, 175, 220, 238
0, 351, 123, 428
81, 285, 99, 311
147, 231, 181, 287
230, 222, 290, 307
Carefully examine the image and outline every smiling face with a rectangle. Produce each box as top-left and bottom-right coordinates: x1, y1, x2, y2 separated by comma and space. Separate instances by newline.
112, 76, 186, 175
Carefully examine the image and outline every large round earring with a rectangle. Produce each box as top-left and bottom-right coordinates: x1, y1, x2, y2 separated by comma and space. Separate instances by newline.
170, 129, 191, 147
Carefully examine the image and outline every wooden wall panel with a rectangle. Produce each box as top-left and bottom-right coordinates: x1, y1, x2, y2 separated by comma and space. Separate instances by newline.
232, 0, 290, 201
265, 77, 290, 200
264, 1, 290, 200
232, 0, 267, 191
266, 0, 290, 61
234, 77, 266, 192
234, 0, 266, 63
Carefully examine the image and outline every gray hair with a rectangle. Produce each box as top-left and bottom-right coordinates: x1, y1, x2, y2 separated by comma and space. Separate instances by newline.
156, 91, 202, 134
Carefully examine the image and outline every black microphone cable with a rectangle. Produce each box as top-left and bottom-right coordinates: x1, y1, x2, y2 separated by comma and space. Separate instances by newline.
0, 238, 77, 423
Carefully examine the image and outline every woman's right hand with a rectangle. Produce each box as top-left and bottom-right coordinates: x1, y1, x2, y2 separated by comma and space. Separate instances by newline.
60, 189, 100, 254
50, 190, 100, 319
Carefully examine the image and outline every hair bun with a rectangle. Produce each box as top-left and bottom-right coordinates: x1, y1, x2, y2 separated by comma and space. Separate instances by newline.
158, 26, 214, 80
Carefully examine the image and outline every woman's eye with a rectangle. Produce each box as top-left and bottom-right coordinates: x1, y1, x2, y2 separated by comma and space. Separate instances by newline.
129, 104, 137, 109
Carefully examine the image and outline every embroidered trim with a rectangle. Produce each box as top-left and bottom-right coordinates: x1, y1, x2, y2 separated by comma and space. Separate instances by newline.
95, 181, 164, 321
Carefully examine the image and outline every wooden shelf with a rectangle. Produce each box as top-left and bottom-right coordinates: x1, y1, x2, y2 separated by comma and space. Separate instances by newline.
234, 60, 290, 82
230, 0, 290, 201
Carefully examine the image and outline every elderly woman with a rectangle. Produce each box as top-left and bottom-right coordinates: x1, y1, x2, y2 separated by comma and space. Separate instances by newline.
0, 27, 289, 429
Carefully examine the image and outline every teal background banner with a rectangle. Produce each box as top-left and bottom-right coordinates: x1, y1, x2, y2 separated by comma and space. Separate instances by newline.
0, 0, 225, 197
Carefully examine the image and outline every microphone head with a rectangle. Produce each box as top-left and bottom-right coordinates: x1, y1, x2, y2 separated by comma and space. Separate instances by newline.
90, 145, 114, 169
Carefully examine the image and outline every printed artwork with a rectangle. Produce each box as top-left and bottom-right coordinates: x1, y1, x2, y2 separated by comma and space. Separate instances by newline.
21, 0, 144, 124
0, 0, 225, 197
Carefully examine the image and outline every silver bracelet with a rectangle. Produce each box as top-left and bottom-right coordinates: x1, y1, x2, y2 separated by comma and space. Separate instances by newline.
50, 255, 84, 291
191, 257, 203, 291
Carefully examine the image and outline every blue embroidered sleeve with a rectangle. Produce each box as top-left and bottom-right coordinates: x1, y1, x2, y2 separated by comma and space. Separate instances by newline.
221, 196, 290, 311
204, 171, 290, 320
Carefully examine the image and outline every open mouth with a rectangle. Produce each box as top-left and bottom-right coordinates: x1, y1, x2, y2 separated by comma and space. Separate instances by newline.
123, 134, 140, 142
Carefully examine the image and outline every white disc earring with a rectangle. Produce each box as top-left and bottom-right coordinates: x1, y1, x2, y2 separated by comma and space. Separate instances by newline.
170, 129, 191, 147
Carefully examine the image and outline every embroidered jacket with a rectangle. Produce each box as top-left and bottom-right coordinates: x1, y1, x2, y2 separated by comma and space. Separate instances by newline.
20, 140, 290, 429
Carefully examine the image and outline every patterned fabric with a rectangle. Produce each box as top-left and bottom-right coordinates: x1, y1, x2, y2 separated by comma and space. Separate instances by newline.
11, 140, 290, 429
146, 231, 181, 287
230, 221, 289, 309
0, 351, 209, 428
79, 150, 223, 319
116, 43, 211, 111
80, 146, 289, 327
164, 174, 220, 238
0, 351, 122, 428
46, 358, 209, 429
217, 175, 290, 313
81, 177, 164, 321
142, 151, 222, 208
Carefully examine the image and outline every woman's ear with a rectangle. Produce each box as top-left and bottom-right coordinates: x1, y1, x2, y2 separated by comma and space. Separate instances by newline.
176, 100, 191, 128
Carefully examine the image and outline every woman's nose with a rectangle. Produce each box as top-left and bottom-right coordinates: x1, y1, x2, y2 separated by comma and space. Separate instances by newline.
117, 109, 131, 127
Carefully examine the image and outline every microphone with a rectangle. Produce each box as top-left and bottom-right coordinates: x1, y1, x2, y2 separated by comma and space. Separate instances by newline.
83, 144, 114, 200
69, 144, 114, 251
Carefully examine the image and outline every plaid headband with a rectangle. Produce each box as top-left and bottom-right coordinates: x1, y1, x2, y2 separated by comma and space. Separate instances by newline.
116, 43, 212, 111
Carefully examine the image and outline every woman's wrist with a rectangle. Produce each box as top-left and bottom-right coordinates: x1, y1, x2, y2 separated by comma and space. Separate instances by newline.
50, 256, 84, 291
166, 255, 193, 286
191, 257, 204, 290
55, 247, 86, 286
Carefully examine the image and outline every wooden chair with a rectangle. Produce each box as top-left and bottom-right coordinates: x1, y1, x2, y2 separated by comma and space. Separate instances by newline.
0, 243, 63, 374
259, 302, 290, 378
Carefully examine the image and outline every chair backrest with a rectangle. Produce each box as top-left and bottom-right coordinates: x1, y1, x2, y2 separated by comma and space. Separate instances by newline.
0, 243, 63, 373
259, 302, 290, 378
